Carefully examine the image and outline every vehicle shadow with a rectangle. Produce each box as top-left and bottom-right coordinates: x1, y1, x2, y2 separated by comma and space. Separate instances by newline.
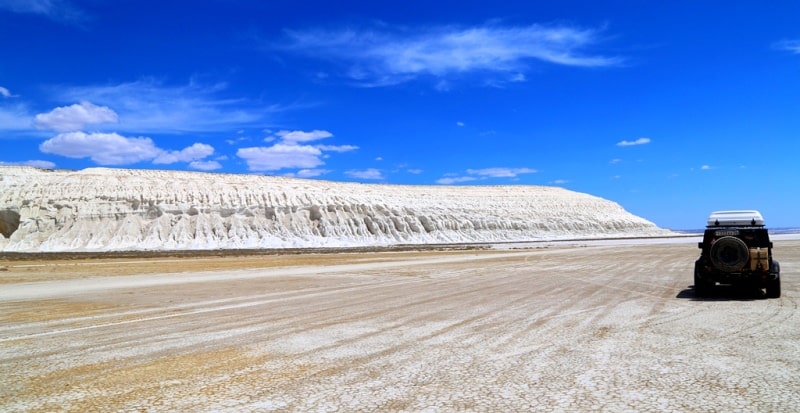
676, 285, 767, 301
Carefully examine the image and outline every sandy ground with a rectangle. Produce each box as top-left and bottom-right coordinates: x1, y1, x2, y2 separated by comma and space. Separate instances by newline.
1, 239, 799, 412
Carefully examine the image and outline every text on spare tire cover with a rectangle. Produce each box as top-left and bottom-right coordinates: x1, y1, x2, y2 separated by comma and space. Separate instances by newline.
715, 230, 739, 236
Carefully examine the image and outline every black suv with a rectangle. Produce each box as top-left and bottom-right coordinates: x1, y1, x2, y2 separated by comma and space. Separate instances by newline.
694, 210, 781, 298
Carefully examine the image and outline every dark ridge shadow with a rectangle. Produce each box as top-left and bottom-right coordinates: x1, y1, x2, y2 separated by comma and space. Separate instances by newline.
677, 284, 766, 301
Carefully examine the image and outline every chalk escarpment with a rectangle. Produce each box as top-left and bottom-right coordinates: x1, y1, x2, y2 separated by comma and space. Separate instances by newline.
0, 167, 671, 252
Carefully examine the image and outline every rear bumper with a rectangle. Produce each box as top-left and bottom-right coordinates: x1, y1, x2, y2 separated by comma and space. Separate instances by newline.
695, 259, 779, 286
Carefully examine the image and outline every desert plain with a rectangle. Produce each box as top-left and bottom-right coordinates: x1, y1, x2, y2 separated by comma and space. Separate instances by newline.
2, 237, 799, 412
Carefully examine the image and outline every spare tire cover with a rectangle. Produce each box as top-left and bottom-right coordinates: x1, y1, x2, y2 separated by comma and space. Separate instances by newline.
710, 236, 749, 272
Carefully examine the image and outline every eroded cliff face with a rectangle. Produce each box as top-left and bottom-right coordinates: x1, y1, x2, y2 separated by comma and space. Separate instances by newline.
0, 167, 672, 252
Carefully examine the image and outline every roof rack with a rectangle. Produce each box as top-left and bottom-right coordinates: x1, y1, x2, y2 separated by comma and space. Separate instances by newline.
706, 210, 764, 227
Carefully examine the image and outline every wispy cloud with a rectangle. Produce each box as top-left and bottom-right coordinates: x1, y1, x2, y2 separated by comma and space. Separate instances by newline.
437, 167, 536, 184
316, 144, 359, 152
0, 0, 88, 25
616, 137, 651, 147
188, 160, 222, 171
51, 79, 281, 134
0, 102, 34, 132
466, 167, 537, 178
773, 39, 800, 54
292, 169, 331, 178
436, 175, 477, 185
4, 79, 282, 137
0, 159, 56, 169
237, 129, 358, 172
345, 168, 384, 180
0, 86, 18, 98
275, 129, 332, 143
274, 22, 623, 87
0, 86, 32, 134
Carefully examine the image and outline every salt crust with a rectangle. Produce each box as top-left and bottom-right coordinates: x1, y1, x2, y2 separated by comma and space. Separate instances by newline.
0, 166, 673, 252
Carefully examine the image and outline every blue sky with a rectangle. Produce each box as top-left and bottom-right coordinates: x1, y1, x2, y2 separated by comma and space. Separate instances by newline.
1, 1, 799, 230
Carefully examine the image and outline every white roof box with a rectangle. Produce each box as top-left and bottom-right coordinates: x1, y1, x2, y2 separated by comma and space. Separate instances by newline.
707, 210, 764, 227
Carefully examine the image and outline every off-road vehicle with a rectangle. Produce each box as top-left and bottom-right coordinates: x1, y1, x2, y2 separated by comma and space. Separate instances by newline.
694, 210, 781, 298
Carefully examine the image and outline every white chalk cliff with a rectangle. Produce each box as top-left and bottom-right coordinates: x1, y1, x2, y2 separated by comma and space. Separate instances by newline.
0, 167, 673, 252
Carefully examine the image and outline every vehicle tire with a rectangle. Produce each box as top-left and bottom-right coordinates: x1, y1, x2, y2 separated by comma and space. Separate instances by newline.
694, 268, 710, 297
766, 276, 781, 298
766, 261, 781, 298
710, 236, 749, 272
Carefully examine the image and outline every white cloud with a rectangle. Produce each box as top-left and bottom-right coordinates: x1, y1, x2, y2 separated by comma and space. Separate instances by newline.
277, 23, 622, 87
0, 160, 56, 169
437, 167, 536, 184
436, 176, 477, 185
616, 137, 651, 147
610, 158, 622, 164
466, 167, 537, 178
345, 168, 384, 180
188, 160, 222, 171
294, 169, 330, 178
773, 39, 800, 54
39, 132, 162, 165
274, 129, 333, 143
0, 86, 16, 98
266, 130, 357, 153
34, 101, 119, 132
226, 136, 251, 145
237, 144, 324, 171
38, 131, 216, 166
700, 165, 713, 170
551, 179, 569, 184
456, 121, 465, 127
407, 168, 423, 174
315, 144, 359, 152
238, 129, 357, 172
52, 79, 280, 134
154, 143, 215, 164
6, 79, 280, 136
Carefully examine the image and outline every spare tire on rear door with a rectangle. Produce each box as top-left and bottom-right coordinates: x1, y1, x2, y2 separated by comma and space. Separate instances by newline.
710, 236, 749, 272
